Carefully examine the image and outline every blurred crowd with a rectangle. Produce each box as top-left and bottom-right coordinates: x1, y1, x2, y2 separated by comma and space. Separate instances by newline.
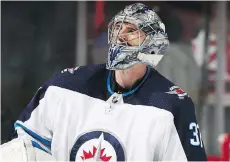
1, 1, 230, 157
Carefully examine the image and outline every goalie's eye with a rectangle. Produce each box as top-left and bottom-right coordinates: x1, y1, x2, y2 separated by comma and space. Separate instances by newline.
127, 29, 136, 33
114, 26, 120, 31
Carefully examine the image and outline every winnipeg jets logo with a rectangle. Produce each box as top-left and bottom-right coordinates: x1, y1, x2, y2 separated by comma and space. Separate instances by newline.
80, 134, 112, 161
166, 86, 188, 99
70, 131, 126, 161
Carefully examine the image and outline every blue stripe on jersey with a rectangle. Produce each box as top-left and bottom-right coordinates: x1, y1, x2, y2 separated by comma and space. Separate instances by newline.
107, 66, 151, 97
31, 140, 49, 154
14, 122, 51, 148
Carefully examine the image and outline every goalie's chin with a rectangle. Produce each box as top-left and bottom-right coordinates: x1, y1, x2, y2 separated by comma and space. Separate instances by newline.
0, 138, 56, 162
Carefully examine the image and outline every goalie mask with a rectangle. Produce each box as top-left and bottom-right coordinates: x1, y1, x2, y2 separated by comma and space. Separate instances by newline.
106, 3, 169, 70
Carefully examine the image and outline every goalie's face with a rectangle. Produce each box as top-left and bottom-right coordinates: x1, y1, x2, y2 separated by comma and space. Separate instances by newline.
106, 3, 169, 71
110, 22, 146, 47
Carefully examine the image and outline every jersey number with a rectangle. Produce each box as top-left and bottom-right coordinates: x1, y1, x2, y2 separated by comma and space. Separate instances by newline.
189, 122, 203, 147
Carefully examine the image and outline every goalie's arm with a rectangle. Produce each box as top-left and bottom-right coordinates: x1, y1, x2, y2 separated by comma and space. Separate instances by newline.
1, 82, 59, 162
13, 83, 59, 154
174, 97, 207, 161
157, 113, 188, 161
11, 69, 79, 154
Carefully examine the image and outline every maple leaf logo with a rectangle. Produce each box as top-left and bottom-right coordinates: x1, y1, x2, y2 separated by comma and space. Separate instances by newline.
80, 146, 112, 161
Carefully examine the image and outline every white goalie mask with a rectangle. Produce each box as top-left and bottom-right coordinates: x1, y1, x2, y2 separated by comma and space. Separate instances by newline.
106, 3, 169, 70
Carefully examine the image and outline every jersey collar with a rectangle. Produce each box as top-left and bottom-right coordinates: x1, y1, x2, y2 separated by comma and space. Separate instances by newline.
107, 66, 151, 97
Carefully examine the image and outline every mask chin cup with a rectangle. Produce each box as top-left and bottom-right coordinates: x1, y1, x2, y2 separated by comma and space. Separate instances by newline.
137, 52, 163, 68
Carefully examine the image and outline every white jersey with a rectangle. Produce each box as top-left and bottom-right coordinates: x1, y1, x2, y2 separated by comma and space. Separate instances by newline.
13, 64, 206, 161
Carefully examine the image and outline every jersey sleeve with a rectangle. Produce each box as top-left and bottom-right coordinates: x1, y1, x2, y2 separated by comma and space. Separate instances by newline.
158, 113, 187, 161
13, 73, 61, 154
174, 97, 207, 161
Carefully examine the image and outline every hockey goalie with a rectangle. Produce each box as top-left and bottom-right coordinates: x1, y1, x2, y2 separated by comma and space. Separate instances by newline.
1, 2, 206, 162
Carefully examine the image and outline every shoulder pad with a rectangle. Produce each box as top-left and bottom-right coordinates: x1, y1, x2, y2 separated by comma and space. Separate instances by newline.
165, 85, 189, 100
61, 66, 80, 75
